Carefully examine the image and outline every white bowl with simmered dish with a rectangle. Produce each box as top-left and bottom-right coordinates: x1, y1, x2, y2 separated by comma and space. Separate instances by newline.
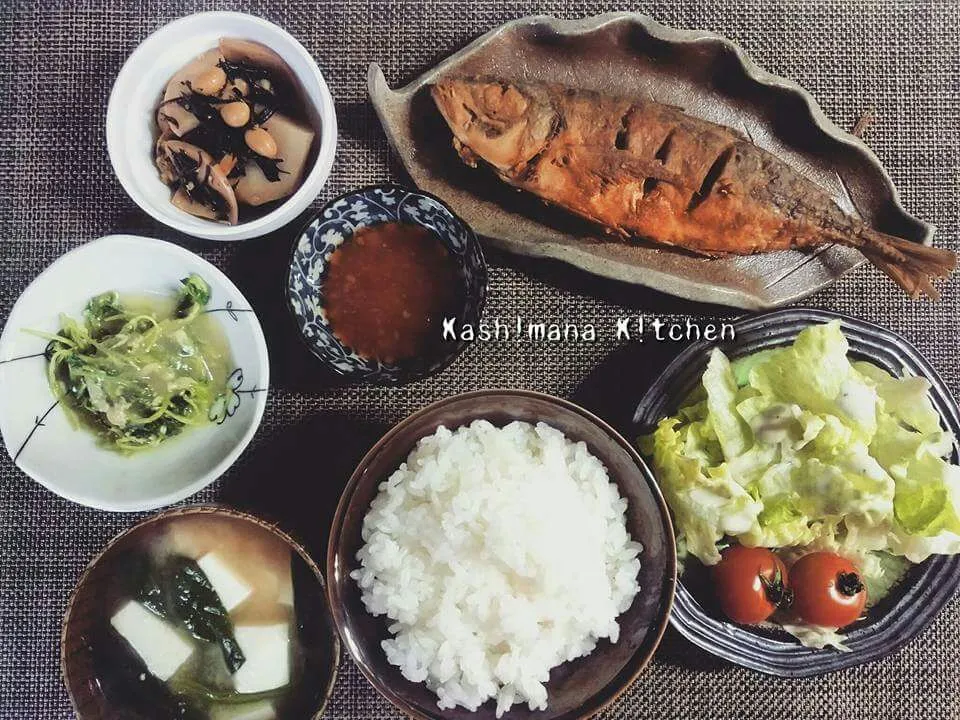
0, 235, 269, 510
107, 12, 337, 241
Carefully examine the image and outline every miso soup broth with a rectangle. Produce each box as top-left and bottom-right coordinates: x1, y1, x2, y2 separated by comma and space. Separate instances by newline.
86, 513, 333, 719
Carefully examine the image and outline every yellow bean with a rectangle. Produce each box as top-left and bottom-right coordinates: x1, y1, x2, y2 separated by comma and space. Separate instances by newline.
220, 101, 250, 128
244, 127, 278, 158
224, 77, 249, 98
192, 66, 227, 96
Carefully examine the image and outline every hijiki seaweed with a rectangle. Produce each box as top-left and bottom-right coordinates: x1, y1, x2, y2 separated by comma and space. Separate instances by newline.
168, 150, 231, 218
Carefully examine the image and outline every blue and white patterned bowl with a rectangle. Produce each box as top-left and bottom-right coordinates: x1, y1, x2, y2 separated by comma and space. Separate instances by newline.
287, 185, 487, 384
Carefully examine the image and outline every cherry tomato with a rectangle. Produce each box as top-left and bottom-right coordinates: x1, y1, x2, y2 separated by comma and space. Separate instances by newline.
789, 552, 867, 628
712, 545, 790, 624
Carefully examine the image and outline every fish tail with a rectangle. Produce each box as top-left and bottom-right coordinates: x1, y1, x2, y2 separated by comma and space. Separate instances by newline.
849, 229, 956, 300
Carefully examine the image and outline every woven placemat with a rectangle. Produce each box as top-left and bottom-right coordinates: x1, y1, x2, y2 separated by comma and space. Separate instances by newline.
1, 0, 958, 718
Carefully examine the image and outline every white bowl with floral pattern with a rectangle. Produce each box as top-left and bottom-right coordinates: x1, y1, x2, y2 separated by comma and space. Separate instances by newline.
0, 235, 269, 510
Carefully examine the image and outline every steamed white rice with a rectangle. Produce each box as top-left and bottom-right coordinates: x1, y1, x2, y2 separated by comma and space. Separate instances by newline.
350, 420, 642, 716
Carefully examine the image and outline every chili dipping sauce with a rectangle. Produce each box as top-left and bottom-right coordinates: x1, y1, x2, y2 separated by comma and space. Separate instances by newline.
323, 222, 462, 364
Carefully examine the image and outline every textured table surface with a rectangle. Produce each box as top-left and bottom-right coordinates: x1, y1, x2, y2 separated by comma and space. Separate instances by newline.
1, 1, 958, 718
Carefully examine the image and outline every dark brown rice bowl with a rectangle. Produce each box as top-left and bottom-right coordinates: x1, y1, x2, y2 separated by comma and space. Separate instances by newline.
327, 390, 677, 719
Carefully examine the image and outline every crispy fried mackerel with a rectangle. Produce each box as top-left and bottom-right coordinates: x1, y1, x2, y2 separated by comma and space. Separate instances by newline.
431, 78, 955, 299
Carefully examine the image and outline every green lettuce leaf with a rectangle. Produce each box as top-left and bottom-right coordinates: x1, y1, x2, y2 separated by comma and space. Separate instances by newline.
779, 623, 851, 651
641, 417, 761, 565
859, 551, 911, 606
639, 320, 960, 573
855, 361, 942, 435
748, 322, 877, 441
702, 349, 752, 459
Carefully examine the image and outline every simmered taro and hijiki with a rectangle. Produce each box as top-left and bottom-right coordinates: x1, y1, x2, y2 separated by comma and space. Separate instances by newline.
155, 38, 316, 224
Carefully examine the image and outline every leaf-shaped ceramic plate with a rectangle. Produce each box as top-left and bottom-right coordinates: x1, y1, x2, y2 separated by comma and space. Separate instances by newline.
369, 13, 933, 309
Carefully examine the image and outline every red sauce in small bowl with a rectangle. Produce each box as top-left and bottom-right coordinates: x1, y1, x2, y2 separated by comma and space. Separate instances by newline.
323, 222, 462, 365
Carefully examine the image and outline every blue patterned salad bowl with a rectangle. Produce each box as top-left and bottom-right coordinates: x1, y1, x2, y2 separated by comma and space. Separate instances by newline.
287, 184, 487, 385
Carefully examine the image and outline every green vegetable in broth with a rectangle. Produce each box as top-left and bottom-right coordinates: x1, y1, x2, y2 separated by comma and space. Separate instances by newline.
175, 274, 212, 318
37, 274, 230, 452
108, 515, 302, 717
134, 555, 168, 619
133, 553, 246, 674
169, 676, 285, 706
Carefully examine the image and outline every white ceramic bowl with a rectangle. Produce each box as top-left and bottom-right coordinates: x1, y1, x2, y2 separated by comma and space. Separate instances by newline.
0, 235, 270, 511
107, 12, 337, 241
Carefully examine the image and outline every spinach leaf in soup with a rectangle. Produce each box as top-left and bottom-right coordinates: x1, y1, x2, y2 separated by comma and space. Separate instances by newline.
133, 553, 169, 619
176, 274, 213, 319
166, 556, 246, 674
132, 552, 247, 675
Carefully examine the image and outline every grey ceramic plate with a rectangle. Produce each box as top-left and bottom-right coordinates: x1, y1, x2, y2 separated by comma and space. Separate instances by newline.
632, 308, 960, 676
369, 13, 933, 309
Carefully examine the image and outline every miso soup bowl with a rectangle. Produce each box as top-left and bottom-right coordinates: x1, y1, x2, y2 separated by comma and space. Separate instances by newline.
107, 11, 337, 241
287, 184, 487, 385
62, 505, 340, 719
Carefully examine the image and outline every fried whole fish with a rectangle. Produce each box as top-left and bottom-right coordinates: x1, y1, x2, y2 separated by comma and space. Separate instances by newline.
431, 79, 955, 299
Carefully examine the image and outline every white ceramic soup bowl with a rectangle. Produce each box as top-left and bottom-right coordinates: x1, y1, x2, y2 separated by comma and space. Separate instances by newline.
0, 235, 270, 511
107, 11, 337, 241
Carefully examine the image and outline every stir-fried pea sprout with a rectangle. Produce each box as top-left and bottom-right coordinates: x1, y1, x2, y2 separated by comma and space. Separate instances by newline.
34, 274, 227, 453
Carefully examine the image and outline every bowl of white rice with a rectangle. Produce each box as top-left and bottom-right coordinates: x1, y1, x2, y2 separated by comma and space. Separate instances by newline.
327, 390, 676, 720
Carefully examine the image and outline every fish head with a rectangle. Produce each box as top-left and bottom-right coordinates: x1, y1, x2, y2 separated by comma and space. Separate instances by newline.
431, 79, 557, 174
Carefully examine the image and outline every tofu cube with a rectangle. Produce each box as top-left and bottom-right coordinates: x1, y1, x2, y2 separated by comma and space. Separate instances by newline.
276, 561, 294, 608
210, 700, 276, 720
198, 552, 254, 611
110, 601, 193, 682
231, 624, 290, 693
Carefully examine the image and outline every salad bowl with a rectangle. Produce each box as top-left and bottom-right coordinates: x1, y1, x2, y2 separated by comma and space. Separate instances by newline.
0, 235, 270, 511
633, 308, 960, 676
